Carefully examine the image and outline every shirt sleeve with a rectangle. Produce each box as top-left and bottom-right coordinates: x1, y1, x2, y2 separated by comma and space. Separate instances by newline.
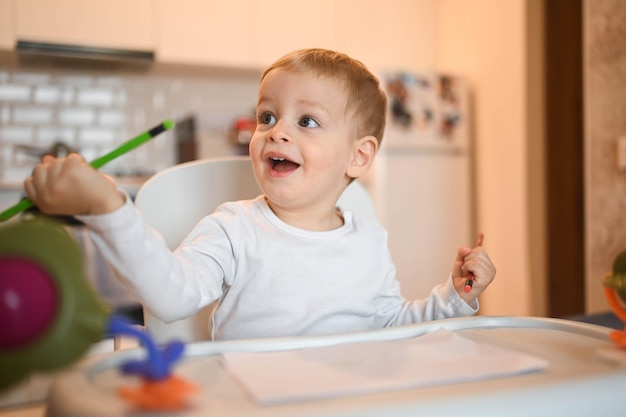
76, 193, 225, 323
400, 276, 479, 323
374, 268, 479, 326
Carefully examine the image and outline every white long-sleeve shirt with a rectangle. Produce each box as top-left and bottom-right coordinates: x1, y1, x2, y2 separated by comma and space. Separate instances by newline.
78, 195, 477, 340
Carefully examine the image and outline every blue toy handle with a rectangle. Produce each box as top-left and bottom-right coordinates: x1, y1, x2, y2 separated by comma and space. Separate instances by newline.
106, 315, 185, 381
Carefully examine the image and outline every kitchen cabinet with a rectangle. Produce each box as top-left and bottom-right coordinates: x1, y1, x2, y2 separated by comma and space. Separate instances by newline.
156, 0, 254, 67
4, 0, 434, 71
0, 0, 12, 49
246, 0, 337, 68
156, 0, 336, 68
156, 0, 432, 71
334, 0, 436, 72
12, 0, 154, 51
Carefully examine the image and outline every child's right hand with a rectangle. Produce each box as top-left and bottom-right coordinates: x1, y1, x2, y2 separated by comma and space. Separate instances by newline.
24, 153, 125, 216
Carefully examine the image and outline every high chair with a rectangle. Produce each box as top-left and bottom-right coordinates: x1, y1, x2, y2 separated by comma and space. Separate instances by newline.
134, 156, 378, 343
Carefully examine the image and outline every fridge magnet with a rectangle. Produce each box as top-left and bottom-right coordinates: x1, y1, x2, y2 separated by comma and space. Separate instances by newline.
382, 71, 469, 152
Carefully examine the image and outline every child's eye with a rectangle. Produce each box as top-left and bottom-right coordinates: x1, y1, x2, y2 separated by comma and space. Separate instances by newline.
258, 112, 276, 125
298, 116, 320, 128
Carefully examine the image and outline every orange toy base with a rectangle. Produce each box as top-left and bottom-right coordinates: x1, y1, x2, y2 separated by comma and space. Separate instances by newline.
609, 330, 626, 349
118, 376, 198, 411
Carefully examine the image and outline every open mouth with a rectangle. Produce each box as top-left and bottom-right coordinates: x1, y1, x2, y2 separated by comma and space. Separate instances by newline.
269, 156, 300, 172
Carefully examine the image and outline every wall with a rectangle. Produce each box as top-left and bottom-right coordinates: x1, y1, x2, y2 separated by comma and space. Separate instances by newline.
335, 0, 437, 72
584, 0, 626, 313
436, 0, 626, 316
435, 0, 536, 316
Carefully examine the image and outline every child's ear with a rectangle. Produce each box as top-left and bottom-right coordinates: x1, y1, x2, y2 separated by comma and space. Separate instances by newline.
347, 135, 378, 179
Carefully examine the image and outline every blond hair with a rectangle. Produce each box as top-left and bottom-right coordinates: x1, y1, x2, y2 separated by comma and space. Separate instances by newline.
261, 48, 387, 145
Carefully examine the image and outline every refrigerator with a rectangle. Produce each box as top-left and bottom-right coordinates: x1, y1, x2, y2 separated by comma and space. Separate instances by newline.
369, 71, 474, 300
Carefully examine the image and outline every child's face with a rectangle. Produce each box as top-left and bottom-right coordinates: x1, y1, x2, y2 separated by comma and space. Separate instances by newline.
249, 69, 359, 214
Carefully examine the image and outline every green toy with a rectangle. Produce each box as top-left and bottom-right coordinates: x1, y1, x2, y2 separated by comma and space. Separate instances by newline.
0, 216, 110, 390
603, 250, 626, 349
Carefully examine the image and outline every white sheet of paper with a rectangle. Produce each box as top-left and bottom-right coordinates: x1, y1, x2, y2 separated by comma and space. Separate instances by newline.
221, 328, 548, 405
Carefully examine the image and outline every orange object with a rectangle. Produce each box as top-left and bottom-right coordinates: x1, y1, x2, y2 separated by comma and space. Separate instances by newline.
118, 376, 198, 411
603, 285, 626, 349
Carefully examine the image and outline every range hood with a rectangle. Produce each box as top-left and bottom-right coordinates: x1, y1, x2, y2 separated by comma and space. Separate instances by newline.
16, 40, 154, 62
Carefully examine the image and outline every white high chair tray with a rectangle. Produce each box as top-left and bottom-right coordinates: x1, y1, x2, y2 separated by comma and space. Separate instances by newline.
46, 316, 626, 417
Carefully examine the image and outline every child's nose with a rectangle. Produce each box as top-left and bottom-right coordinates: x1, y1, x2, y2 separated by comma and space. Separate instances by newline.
268, 120, 291, 143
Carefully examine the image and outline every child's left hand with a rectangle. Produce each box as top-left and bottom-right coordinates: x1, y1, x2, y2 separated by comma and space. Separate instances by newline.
451, 233, 496, 303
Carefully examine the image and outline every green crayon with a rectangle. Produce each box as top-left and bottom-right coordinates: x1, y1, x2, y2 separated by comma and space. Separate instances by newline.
0, 120, 174, 222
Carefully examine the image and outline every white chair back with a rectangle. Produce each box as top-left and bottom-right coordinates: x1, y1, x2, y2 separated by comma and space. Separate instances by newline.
134, 156, 378, 343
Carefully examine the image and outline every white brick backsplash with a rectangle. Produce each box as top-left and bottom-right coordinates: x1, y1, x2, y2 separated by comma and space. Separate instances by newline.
58, 108, 95, 125
14, 151, 38, 165
0, 85, 30, 102
114, 91, 127, 106
0, 145, 12, 162
152, 91, 165, 110
61, 89, 75, 105
13, 106, 53, 124
12, 73, 51, 85
37, 127, 75, 145
78, 147, 99, 162
34, 86, 62, 104
0, 126, 34, 142
133, 109, 146, 128
170, 80, 184, 93
3, 165, 36, 182
96, 77, 124, 87
77, 88, 115, 106
58, 75, 93, 86
98, 110, 126, 126
0, 66, 259, 182
78, 127, 116, 145
1, 107, 9, 124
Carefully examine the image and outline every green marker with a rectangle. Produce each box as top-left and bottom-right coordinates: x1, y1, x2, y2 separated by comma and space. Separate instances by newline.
0, 120, 174, 222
